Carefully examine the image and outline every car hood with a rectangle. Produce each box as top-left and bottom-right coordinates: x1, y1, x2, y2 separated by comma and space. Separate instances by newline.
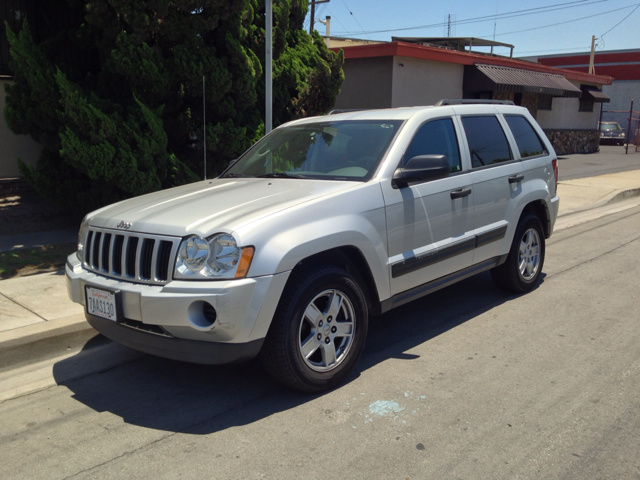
88, 178, 357, 237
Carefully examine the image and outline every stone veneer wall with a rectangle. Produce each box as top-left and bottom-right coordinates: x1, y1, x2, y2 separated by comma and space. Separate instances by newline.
544, 129, 600, 155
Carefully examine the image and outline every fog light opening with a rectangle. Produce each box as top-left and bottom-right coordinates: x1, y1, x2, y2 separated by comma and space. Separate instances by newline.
187, 301, 217, 330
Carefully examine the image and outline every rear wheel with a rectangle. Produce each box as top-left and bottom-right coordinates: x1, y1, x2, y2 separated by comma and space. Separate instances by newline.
491, 213, 545, 293
260, 265, 368, 392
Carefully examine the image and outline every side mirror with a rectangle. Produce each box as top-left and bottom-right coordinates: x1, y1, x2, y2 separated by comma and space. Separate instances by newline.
392, 154, 450, 188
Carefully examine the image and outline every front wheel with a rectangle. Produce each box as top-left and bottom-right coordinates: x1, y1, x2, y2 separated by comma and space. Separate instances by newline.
260, 265, 369, 392
491, 213, 545, 293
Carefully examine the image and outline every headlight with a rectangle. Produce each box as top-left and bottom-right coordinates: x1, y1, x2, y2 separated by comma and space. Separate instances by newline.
174, 234, 254, 280
621, 133, 625, 137
77, 216, 90, 263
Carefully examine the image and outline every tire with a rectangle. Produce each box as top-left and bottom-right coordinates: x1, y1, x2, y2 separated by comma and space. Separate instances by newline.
491, 213, 545, 293
260, 265, 369, 392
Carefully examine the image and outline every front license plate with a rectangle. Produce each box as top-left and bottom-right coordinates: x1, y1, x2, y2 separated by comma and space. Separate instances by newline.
85, 286, 119, 322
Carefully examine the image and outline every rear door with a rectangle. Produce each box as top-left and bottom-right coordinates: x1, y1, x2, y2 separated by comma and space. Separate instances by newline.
457, 110, 524, 263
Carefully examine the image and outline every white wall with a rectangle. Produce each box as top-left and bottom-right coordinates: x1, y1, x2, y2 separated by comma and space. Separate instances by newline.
0, 79, 41, 178
536, 81, 601, 130
391, 56, 464, 107
334, 57, 394, 109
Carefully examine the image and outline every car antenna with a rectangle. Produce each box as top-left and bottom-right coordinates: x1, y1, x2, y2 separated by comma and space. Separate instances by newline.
203, 75, 207, 180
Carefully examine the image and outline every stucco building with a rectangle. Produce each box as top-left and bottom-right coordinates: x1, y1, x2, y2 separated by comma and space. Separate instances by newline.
332, 39, 613, 155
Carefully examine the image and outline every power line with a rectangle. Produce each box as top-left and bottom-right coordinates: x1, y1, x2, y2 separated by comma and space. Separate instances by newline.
493, 3, 639, 39
600, 2, 640, 37
340, 0, 371, 39
325, 6, 350, 34
332, 0, 607, 36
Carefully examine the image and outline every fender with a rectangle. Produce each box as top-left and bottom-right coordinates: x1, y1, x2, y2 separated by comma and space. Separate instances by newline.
234, 182, 392, 303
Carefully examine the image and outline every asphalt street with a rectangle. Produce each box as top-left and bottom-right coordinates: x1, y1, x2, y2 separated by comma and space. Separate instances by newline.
558, 145, 640, 181
1, 203, 639, 479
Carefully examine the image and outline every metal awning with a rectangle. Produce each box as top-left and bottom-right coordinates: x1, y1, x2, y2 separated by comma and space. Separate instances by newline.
583, 86, 610, 103
465, 64, 582, 98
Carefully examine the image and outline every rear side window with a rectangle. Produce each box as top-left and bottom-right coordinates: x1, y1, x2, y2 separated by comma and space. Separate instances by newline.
403, 118, 462, 173
461, 116, 513, 168
505, 115, 548, 158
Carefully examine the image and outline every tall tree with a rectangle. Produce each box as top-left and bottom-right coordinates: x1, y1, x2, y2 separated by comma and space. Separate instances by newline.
4, 0, 344, 215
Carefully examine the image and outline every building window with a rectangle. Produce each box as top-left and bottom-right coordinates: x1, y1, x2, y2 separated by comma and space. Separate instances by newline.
579, 85, 594, 112
514, 93, 523, 106
538, 95, 553, 110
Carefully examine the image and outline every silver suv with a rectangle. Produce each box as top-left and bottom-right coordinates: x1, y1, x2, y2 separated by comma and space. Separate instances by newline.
66, 100, 559, 392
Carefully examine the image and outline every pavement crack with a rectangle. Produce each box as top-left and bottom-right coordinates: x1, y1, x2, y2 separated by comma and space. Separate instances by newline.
547, 233, 640, 280
551, 208, 640, 245
0, 383, 58, 405
0, 291, 49, 322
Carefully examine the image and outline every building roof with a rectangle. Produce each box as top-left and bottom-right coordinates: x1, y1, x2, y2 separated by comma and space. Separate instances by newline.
332, 41, 613, 86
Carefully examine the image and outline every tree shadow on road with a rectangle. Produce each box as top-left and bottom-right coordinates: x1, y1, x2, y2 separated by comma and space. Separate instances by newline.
52, 271, 546, 434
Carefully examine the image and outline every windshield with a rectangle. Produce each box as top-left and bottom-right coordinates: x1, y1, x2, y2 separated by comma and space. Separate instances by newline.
601, 123, 622, 131
222, 120, 404, 181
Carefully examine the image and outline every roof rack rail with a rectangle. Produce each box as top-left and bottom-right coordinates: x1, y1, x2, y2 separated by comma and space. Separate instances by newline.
328, 108, 369, 115
435, 99, 515, 106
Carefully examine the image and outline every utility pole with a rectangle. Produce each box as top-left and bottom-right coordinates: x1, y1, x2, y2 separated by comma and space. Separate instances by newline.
309, 0, 330, 35
447, 14, 451, 37
318, 16, 331, 47
589, 35, 597, 75
266, 0, 272, 133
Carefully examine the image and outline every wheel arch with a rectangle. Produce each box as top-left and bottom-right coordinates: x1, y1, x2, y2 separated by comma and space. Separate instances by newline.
286, 246, 382, 316
520, 199, 551, 238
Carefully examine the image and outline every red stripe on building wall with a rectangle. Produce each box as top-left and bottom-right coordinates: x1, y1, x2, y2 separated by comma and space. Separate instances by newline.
537, 63, 640, 81
538, 52, 640, 67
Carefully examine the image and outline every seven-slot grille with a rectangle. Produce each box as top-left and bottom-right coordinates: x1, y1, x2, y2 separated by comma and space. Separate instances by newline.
82, 228, 180, 285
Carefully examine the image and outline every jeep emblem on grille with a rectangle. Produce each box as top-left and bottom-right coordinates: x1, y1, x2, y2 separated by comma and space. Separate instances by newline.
116, 221, 132, 230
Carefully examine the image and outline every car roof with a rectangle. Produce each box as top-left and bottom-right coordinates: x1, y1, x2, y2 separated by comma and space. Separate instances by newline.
281, 103, 530, 127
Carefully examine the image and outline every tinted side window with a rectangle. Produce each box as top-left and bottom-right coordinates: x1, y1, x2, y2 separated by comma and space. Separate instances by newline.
504, 115, 548, 158
403, 118, 462, 173
461, 116, 513, 168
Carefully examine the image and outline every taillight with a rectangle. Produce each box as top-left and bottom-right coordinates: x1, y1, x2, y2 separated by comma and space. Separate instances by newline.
552, 158, 558, 194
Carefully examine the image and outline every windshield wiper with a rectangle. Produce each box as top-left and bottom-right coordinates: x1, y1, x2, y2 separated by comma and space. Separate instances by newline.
256, 172, 307, 179
222, 173, 256, 178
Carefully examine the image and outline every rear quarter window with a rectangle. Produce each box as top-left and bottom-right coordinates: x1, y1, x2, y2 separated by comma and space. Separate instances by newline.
505, 115, 548, 159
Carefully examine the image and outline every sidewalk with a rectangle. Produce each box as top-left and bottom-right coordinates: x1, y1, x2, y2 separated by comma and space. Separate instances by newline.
2, 166, 640, 359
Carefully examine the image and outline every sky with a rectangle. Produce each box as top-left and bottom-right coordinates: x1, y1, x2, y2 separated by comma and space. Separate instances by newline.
304, 0, 640, 57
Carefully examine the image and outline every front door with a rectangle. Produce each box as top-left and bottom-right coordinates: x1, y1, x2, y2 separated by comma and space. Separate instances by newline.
381, 117, 475, 296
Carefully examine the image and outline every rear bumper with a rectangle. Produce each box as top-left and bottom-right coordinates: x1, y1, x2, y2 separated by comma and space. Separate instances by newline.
86, 314, 264, 364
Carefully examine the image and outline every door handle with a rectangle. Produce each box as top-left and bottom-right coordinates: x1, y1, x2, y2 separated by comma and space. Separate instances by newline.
508, 174, 524, 184
450, 187, 472, 199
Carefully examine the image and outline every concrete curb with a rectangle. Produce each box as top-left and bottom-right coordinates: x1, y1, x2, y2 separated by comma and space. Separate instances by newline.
558, 187, 640, 218
0, 313, 92, 351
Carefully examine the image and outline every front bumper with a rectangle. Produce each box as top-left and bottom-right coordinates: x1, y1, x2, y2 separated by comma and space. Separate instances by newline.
86, 314, 264, 364
600, 134, 625, 145
66, 254, 290, 363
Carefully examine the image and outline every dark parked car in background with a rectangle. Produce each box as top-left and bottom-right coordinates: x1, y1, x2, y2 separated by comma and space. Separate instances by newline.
600, 121, 626, 146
